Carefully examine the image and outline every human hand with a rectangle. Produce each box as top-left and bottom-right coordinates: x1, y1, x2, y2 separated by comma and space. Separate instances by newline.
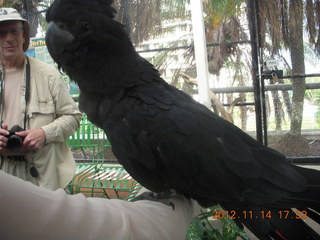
0, 124, 23, 155
0, 123, 10, 152
15, 128, 46, 151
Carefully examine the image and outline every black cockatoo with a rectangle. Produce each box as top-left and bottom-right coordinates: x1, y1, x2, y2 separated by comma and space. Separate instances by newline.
45, 0, 320, 239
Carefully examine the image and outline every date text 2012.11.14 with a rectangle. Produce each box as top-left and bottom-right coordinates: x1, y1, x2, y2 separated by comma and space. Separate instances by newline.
211, 210, 308, 220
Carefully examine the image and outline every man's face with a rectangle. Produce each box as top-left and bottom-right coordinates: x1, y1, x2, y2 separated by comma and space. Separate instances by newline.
0, 21, 25, 60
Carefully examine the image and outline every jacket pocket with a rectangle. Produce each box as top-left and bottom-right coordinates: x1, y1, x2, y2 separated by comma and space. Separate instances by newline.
33, 98, 55, 114
28, 98, 56, 128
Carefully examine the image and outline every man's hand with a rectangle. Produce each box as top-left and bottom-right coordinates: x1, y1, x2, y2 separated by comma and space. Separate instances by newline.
16, 129, 46, 151
0, 124, 23, 155
0, 124, 9, 152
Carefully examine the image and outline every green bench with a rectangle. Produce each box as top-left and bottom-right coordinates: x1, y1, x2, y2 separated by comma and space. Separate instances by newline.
68, 163, 139, 200
67, 115, 136, 199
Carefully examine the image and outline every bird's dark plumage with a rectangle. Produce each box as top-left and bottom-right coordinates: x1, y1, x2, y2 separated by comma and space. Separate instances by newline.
45, 0, 320, 238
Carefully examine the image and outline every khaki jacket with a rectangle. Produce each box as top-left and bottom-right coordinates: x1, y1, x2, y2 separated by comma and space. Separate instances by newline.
22, 56, 82, 190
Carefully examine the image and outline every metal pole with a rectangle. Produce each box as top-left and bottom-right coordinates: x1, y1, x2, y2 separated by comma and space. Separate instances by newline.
247, 0, 263, 144
210, 82, 320, 94
254, 0, 268, 145
190, 0, 211, 108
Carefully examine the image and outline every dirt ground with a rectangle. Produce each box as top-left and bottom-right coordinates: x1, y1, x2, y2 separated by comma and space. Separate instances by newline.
307, 140, 320, 156
269, 138, 320, 158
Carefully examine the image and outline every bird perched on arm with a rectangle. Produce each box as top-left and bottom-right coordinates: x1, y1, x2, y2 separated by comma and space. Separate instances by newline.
45, 0, 320, 239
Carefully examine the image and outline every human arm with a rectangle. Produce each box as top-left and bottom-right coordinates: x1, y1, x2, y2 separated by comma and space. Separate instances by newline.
0, 123, 35, 154
13, 69, 81, 149
14, 82, 81, 150
27, 71, 82, 144
0, 170, 200, 240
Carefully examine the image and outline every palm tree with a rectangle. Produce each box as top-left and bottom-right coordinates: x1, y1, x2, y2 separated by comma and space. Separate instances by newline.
205, 0, 245, 75
257, 0, 320, 155
113, 0, 191, 46
204, 0, 249, 124
1, 0, 44, 37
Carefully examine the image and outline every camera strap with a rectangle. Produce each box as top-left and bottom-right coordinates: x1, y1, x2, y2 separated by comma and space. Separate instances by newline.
0, 65, 3, 125
24, 57, 30, 130
25, 58, 38, 178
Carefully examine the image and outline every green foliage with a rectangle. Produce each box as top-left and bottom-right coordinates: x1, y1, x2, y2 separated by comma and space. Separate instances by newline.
161, 0, 189, 19
205, 0, 244, 29
309, 90, 320, 128
315, 109, 320, 128
186, 206, 248, 240
305, 89, 320, 104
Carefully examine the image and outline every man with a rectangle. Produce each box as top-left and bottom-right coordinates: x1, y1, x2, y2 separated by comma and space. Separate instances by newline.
0, 8, 82, 190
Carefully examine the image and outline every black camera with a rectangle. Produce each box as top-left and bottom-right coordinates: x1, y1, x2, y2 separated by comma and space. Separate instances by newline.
5, 125, 25, 151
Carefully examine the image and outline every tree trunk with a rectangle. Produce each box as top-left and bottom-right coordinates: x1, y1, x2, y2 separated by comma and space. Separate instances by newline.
272, 92, 283, 130
272, 0, 309, 156
23, 0, 38, 37
288, 0, 305, 136
120, 0, 131, 38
